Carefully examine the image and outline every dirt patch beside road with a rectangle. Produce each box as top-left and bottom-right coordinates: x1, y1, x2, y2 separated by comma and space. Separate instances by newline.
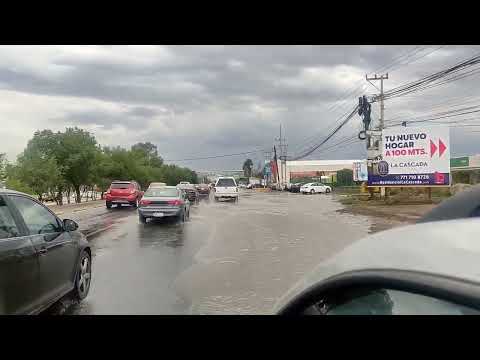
334, 194, 437, 233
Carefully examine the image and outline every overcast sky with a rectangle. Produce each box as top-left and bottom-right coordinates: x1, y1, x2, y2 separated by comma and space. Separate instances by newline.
1, 45, 480, 171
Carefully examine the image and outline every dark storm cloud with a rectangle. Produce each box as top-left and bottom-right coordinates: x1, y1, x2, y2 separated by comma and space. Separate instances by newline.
1, 45, 480, 168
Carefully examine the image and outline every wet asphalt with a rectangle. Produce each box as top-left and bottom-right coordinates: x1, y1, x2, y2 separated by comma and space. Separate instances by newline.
47, 190, 373, 315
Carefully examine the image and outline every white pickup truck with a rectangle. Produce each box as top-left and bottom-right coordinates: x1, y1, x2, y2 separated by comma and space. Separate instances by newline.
214, 177, 239, 202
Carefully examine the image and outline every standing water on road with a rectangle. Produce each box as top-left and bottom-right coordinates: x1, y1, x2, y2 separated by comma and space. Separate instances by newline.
59, 191, 371, 315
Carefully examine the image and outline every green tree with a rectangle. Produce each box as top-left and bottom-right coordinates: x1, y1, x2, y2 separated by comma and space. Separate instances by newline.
243, 158, 253, 178
18, 129, 67, 203
15, 153, 63, 201
0, 153, 7, 186
336, 168, 354, 186
131, 142, 163, 168
4, 164, 34, 194
55, 127, 99, 203
9, 127, 200, 202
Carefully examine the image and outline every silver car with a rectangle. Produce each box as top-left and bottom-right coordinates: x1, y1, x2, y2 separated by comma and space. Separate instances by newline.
138, 186, 190, 223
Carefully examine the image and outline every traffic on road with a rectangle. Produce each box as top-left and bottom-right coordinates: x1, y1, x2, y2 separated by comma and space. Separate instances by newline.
2, 45, 480, 316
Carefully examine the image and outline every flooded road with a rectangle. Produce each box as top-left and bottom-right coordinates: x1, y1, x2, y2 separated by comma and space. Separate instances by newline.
50, 191, 373, 315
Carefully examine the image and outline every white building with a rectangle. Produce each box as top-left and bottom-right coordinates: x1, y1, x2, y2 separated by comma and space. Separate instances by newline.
275, 159, 365, 185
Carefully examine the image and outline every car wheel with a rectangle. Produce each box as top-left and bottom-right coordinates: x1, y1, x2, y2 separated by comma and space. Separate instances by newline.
73, 251, 92, 301
326, 188, 331, 193
106, 201, 112, 209
139, 213, 147, 223
310, 189, 315, 195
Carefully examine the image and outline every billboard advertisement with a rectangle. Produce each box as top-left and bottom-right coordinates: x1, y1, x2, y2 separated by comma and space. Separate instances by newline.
368, 126, 450, 186
353, 161, 368, 182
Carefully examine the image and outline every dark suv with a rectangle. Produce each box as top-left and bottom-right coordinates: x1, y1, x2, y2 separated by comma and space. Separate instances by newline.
105, 180, 143, 209
0, 189, 91, 314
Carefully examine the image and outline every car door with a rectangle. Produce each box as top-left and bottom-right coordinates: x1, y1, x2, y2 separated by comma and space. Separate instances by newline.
8, 195, 78, 304
0, 194, 42, 315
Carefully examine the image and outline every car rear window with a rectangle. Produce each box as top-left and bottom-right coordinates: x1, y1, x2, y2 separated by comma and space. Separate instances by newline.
111, 183, 133, 189
216, 179, 236, 187
144, 188, 179, 197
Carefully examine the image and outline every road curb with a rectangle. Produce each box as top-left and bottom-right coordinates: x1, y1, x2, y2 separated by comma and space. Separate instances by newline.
84, 224, 115, 240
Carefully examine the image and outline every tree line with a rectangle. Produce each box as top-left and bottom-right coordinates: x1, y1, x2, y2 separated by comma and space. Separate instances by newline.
0, 127, 198, 204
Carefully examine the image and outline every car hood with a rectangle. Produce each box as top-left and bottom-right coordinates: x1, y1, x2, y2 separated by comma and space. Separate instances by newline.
273, 217, 480, 314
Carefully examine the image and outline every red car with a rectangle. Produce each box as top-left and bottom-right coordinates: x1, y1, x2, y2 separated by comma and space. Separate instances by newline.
105, 180, 143, 209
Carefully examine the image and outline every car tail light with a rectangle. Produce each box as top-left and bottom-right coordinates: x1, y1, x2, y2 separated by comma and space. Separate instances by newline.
168, 199, 184, 206
140, 199, 151, 205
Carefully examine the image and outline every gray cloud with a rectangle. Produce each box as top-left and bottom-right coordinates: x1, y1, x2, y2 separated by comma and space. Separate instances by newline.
1, 45, 480, 169
128, 106, 159, 118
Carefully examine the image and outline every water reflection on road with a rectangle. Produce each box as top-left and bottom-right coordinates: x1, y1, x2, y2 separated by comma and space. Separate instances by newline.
54, 191, 371, 315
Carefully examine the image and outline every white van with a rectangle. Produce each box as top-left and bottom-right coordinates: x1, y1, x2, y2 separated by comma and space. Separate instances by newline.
214, 177, 239, 202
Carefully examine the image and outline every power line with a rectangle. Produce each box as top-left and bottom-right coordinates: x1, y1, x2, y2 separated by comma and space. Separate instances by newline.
290, 46, 427, 154
384, 94, 480, 123
292, 46, 445, 157
385, 108, 480, 129
164, 148, 266, 162
380, 53, 480, 101
290, 105, 359, 160
387, 103, 480, 125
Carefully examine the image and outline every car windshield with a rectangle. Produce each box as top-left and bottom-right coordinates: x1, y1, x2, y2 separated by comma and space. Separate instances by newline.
144, 188, 179, 197
110, 183, 132, 189
4, 45, 480, 316
216, 179, 236, 187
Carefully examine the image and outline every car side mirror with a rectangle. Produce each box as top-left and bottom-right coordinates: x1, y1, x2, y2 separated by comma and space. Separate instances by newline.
278, 281, 480, 315
63, 219, 79, 232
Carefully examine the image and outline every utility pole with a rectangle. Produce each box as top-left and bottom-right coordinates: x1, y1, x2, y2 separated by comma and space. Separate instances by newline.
366, 73, 388, 198
273, 145, 280, 185
365, 73, 388, 131
275, 124, 287, 190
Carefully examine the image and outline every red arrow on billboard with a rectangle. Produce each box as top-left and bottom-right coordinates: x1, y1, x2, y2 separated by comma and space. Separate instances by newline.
430, 140, 437, 157
439, 139, 447, 157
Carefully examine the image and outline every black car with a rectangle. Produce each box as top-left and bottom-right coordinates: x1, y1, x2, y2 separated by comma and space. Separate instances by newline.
0, 189, 92, 315
195, 184, 211, 199
289, 183, 303, 193
178, 185, 199, 205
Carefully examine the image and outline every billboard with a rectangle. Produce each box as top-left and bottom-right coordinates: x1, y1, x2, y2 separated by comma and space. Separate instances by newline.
353, 161, 368, 182
368, 126, 450, 186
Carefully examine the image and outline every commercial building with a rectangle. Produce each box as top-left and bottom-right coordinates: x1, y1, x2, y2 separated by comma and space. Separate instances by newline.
272, 159, 364, 186
451, 154, 480, 184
